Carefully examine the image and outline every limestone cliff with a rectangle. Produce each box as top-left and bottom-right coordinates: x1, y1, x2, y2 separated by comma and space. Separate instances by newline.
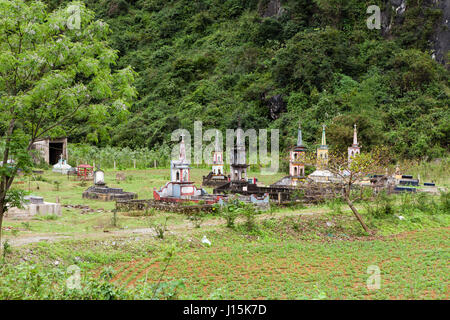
258, 0, 283, 18
259, 0, 449, 68
382, 0, 449, 67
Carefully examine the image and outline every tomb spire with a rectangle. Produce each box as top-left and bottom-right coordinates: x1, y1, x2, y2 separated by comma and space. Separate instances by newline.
179, 134, 186, 161
297, 121, 304, 147
321, 124, 327, 147
317, 124, 329, 169
348, 123, 361, 163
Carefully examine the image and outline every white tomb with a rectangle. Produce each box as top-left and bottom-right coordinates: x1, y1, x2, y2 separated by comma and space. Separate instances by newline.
5, 195, 61, 219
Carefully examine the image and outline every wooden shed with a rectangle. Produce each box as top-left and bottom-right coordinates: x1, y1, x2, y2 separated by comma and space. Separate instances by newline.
31, 137, 68, 165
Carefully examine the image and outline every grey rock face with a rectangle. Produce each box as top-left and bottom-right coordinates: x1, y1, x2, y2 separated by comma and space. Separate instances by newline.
431, 0, 450, 66
381, 0, 407, 35
381, 0, 449, 67
266, 94, 287, 120
258, 0, 283, 18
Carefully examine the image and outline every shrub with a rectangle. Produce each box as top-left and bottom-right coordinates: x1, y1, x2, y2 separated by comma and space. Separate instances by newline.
41, 214, 59, 221
439, 191, 450, 214
53, 180, 61, 191
241, 203, 258, 231
1, 240, 11, 261
218, 199, 242, 228
0, 262, 184, 300
110, 209, 120, 228
365, 191, 395, 219
99, 266, 116, 281
21, 222, 32, 231
149, 217, 169, 239
188, 214, 204, 228
326, 198, 344, 216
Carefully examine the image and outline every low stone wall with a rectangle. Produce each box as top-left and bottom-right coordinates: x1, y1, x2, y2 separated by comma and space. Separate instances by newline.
115, 199, 215, 214
214, 181, 337, 204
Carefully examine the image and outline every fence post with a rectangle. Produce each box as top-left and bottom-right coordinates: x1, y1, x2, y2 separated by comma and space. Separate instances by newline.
133, 159, 136, 169
114, 160, 116, 170
154, 160, 157, 168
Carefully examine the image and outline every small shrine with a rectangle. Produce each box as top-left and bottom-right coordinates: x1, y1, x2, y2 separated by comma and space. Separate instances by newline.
290, 123, 307, 178
308, 124, 334, 183
202, 130, 229, 187
316, 124, 329, 169
230, 124, 248, 182
76, 164, 94, 180
52, 155, 72, 174
272, 123, 307, 187
82, 167, 137, 201
348, 124, 361, 164
154, 135, 221, 204
393, 166, 419, 187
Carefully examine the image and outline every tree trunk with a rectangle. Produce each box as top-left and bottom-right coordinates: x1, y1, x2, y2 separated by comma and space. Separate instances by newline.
345, 196, 370, 233
0, 211, 4, 251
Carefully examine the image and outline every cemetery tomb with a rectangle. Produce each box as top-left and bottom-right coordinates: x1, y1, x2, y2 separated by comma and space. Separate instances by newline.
82, 168, 137, 201
5, 195, 61, 219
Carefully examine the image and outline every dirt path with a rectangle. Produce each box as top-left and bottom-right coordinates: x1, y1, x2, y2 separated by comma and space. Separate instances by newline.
3, 208, 325, 247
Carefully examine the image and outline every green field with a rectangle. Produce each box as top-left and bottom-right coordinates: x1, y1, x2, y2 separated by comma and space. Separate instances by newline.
0, 168, 448, 300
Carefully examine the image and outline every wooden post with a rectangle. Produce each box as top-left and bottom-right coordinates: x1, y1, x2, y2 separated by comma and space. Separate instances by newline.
133, 159, 136, 169
278, 192, 281, 205
154, 160, 157, 168
114, 160, 116, 170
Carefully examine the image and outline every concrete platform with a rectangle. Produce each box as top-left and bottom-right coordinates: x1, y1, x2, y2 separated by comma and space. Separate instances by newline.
5, 201, 62, 219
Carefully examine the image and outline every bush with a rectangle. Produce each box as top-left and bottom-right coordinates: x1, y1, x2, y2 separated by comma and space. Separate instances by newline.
326, 198, 344, 216
1, 240, 12, 261
0, 261, 184, 300
187, 214, 204, 228
365, 191, 395, 219
110, 210, 120, 228
439, 191, 450, 214
149, 217, 169, 239
218, 198, 242, 228
240, 203, 258, 231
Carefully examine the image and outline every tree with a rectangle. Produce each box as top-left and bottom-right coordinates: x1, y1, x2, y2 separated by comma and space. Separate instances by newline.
326, 148, 390, 233
0, 0, 137, 246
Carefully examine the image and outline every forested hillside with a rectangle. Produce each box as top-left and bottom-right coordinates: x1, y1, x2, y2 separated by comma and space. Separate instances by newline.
45, 0, 449, 160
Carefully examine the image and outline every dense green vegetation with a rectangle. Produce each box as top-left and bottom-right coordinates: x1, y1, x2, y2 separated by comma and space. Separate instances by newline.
41, 0, 449, 160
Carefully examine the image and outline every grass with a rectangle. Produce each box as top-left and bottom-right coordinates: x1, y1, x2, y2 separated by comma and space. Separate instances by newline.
141, 228, 449, 299
0, 166, 448, 299
3, 223, 446, 299
4, 167, 285, 237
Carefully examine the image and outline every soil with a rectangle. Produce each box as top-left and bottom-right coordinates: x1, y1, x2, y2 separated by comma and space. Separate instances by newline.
3, 209, 323, 247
